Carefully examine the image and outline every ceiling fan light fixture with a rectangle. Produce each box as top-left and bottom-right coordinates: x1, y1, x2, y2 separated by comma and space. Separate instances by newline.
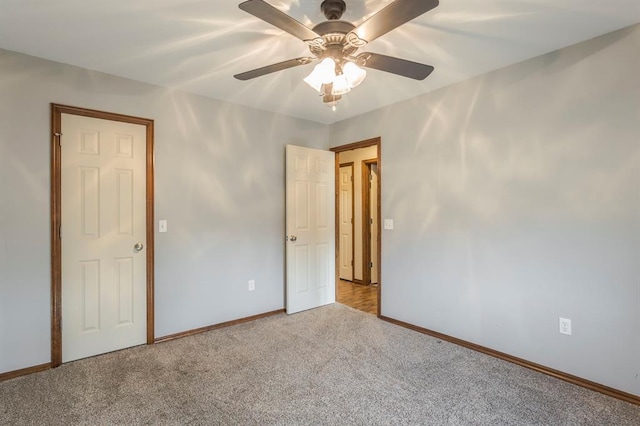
303, 58, 336, 92
343, 61, 367, 88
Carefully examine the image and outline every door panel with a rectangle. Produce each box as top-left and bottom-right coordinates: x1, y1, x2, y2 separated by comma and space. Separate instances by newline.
79, 167, 99, 237
286, 145, 335, 314
116, 169, 134, 235
316, 243, 330, 288
294, 244, 310, 293
80, 260, 100, 331
61, 113, 147, 362
115, 257, 134, 325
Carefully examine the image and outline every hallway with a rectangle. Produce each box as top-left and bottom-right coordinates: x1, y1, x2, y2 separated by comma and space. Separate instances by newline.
336, 280, 378, 315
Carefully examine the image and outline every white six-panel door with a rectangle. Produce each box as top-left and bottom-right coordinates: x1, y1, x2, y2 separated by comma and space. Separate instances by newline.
339, 165, 353, 281
61, 113, 147, 362
285, 145, 335, 314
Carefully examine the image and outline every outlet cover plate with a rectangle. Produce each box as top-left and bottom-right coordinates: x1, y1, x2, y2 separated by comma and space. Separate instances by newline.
559, 317, 572, 335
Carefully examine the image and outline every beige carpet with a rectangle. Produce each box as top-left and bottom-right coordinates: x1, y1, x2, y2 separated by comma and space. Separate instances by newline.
1, 304, 638, 425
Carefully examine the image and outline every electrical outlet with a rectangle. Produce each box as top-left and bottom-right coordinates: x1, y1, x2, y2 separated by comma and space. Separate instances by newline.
248, 280, 255, 291
559, 317, 571, 335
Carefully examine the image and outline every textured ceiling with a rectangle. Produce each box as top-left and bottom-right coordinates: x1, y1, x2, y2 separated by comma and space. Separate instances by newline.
1, 0, 638, 124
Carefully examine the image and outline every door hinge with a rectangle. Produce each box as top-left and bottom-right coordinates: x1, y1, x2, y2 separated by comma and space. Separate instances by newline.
59, 225, 62, 240
54, 132, 63, 145
370, 262, 373, 268
60, 318, 63, 331
370, 218, 373, 224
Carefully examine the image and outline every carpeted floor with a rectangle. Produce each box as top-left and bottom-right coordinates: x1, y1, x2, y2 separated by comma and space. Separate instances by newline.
1, 304, 638, 425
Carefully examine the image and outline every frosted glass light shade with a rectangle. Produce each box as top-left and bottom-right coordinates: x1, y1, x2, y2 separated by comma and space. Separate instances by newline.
331, 74, 351, 95
343, 61, 366, 88
304, 58, 336, 92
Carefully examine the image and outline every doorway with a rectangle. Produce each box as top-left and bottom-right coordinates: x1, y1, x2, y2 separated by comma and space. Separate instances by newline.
331, 138, 381, 316
50, 104, 155, 367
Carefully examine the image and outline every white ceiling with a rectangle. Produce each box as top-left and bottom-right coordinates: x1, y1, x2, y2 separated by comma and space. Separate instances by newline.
1, 1, 638, 124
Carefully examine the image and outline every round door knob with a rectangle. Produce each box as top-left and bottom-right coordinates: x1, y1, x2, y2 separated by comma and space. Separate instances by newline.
289, 235, 297, 242
134, 242, 144, 252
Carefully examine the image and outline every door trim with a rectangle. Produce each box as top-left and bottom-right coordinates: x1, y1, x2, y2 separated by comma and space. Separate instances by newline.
331, 137, 381, 316
338, 162, 354, 281
50, 104, 155, 367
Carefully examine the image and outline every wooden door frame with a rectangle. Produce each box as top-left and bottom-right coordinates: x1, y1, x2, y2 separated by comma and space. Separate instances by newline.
362, 159, 377, 286
50, 104, 155, 367
331, 137, 382, 317
338, 162, 355, 281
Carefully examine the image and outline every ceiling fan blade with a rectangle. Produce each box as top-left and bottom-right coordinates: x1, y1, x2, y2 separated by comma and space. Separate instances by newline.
234, 57, 315, 81
350, 0, 439, 44
357, 53, 434, 80
239, 0, 320, 42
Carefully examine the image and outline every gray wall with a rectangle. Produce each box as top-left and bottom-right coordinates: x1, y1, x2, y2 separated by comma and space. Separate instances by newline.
0, 49, 328, 373
330, 24, 640, 396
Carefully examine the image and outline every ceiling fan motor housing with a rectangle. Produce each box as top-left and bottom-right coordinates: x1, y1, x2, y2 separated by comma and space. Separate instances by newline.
309, 18, 358, 58
321, 0, 346, 20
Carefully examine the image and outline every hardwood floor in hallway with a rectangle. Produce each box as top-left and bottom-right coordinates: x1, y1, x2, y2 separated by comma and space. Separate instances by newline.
336, 280, 378, 315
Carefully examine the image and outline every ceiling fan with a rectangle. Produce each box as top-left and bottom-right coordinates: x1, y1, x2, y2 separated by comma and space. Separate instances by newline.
234, 0, 439, 109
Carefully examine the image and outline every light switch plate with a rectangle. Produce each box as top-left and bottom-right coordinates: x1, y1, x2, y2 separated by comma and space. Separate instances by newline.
384, 219, 394, 230
159, 220, 167, 233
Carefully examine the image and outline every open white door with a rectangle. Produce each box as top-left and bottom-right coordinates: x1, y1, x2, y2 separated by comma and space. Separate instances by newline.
285, 145, 335, 314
